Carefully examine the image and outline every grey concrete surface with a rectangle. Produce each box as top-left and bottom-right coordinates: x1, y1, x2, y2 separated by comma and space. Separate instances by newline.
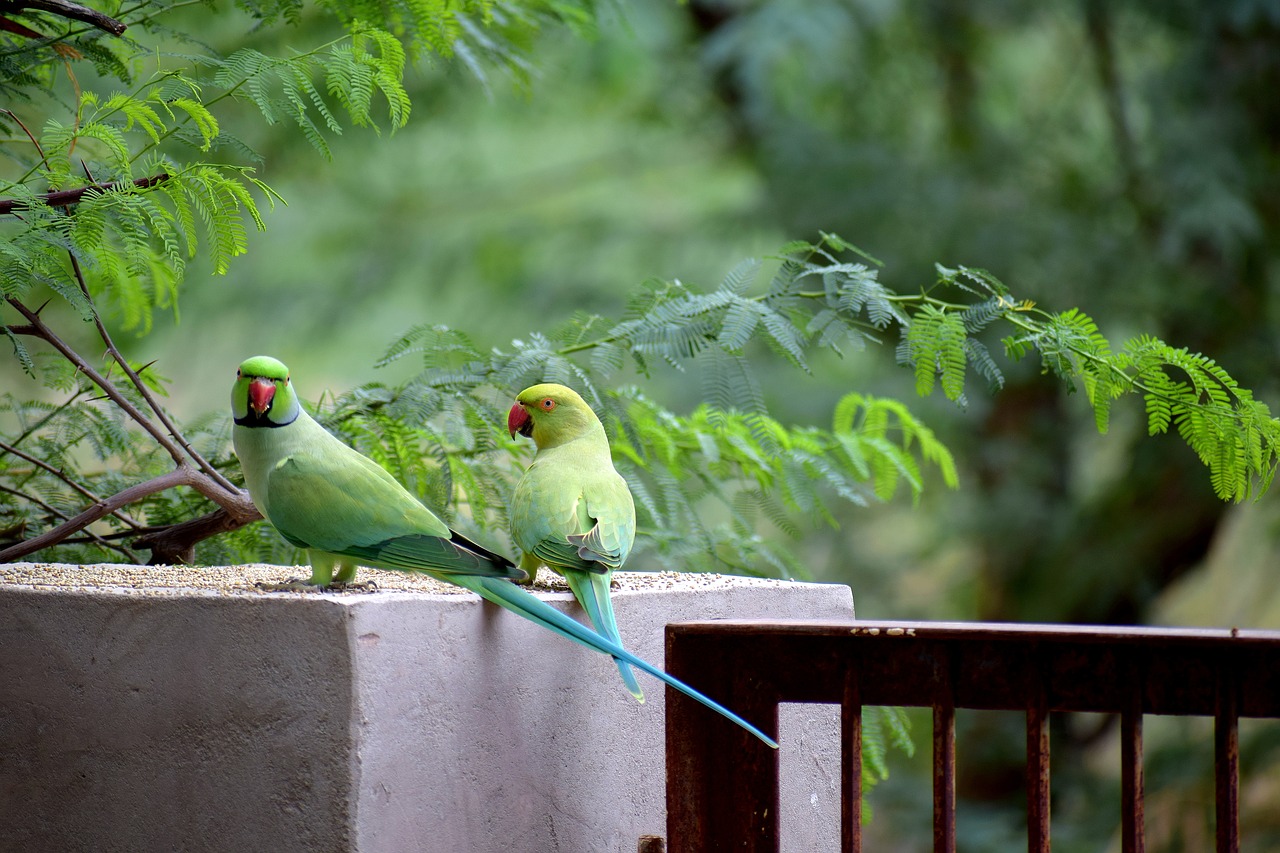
0, 564, 853, 852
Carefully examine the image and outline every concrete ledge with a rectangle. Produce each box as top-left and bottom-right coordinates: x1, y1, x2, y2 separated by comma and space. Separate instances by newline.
0, 563, 853, 852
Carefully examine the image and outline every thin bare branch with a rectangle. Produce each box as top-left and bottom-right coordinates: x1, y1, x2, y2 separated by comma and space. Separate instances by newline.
0, 469, 188, 560
63, 251, 240, 494
7, 296, 190, 467
0, 483, 135, 559
0, 108, 49, 170
0, 481, 65, 521
0, 386, 88, 450
0, 437, 144, 529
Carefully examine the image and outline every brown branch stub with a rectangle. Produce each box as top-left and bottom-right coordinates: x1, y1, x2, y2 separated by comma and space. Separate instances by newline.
131, 505, 264, 565
0, 172, 170, 217
0, 12, 46, 39
1, 0, 126, 36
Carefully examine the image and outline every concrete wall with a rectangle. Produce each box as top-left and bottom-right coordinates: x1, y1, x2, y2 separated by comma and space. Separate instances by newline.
0, 564, 852, 853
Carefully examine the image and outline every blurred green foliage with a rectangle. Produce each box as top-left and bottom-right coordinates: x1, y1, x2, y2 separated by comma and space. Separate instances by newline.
5, 0, 1280, 847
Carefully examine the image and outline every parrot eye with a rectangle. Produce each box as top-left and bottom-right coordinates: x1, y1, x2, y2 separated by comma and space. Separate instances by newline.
541, 398, 556, 411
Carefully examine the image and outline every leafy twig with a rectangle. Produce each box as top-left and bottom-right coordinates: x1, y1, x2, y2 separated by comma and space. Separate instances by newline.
64, 232, 240, 494
0, 172, 169, 215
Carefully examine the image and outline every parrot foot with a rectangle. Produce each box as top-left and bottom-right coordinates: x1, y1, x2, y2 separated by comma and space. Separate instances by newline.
327, 579, 378, 592
255, 578, 325, 592
254, 578, 379, 592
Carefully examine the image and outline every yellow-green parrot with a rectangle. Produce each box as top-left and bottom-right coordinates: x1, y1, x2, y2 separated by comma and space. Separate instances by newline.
231, 356, 777, 748
507, 383, 642, 702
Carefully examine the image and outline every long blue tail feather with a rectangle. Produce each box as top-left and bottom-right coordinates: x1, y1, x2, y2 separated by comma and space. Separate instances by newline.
462, 576, 779, 749
566, 571, 645, 703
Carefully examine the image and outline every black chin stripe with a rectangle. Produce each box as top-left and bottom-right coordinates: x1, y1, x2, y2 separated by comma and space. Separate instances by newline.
234, 411, 298, 428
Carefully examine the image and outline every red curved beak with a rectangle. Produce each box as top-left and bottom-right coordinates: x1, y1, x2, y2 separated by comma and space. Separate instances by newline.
508, 403, 532, 438
248, 377, 276, 416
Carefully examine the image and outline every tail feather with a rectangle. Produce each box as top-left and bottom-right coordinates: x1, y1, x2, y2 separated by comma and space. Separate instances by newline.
566, 571, 644, 703
464, 576, 779, 749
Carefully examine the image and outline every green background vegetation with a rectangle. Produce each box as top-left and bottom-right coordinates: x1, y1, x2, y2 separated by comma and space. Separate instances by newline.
5, 1, 1280, 848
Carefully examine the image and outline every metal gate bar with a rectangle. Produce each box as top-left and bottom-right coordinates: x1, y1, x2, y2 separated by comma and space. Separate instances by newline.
665, 620, 1280, 853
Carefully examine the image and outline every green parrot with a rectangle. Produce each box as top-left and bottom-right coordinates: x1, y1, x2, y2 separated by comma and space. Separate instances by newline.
231, 355, 778, 748
507, 383, 643, 702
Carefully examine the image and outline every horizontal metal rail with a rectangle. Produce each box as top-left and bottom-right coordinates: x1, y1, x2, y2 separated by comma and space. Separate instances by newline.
664, 620, 1280, 853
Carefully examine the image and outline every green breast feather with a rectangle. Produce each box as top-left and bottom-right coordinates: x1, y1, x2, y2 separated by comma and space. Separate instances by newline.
514, 450, 635, 573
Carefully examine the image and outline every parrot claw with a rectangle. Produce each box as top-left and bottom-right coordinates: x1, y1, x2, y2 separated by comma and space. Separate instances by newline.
254, 578, 379, 592
327, 579, 378, 592
255, 578, 325, 592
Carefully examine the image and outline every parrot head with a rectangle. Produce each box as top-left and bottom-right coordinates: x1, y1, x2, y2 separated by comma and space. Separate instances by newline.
232, 355, 300, 427
508, 383, 599, 449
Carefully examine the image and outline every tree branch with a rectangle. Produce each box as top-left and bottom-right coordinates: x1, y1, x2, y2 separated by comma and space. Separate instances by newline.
0, 384, 87, 449
7, 296, 192, 469
0, 483, 136, 559
0, 466, 260, 562
62, 247, 240, 495
130, 506, 263, 565
0, 172, 169, 216
0, 13, 46, 40
0, 469, 190, 561
0, 437, 144, 529
1, 163, 247, 558
1, 0, 127, 36
49, 161, 234, 496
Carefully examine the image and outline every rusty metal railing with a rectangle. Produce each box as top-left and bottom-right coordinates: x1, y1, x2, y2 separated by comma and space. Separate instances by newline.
664, 620, 1280, 852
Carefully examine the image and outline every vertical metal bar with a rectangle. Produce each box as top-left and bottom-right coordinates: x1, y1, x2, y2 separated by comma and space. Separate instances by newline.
842, 668, 862, 853
665, 627, 780, 853
1215, 665, 1239, 853
1026, 679, 1051, 853
933, 702, 957, 853
665, 632, 711, 853
933, 656, 956, 853
1120, 707, 1144, 853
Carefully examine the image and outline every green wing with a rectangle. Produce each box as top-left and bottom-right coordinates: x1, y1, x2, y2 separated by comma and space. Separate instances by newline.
266, 442, 519, 579
342, 531, 521, 578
